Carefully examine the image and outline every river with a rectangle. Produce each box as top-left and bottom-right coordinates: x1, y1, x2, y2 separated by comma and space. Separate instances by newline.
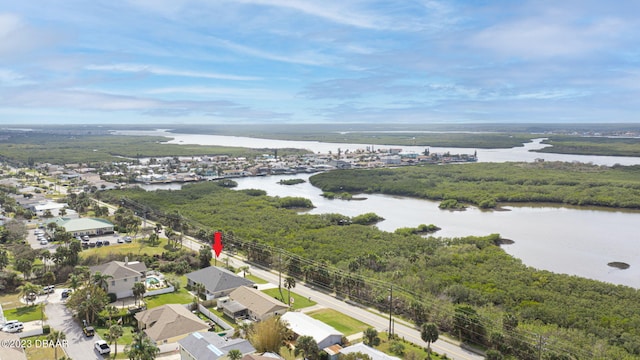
125, 130, 640, 288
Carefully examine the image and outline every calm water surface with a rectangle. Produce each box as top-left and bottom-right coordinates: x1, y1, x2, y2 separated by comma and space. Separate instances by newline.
129, 130, 640, 288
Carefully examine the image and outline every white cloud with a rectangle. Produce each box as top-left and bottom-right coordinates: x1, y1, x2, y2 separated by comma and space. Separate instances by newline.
471, 16, 627, 59
85, 63, 261, 81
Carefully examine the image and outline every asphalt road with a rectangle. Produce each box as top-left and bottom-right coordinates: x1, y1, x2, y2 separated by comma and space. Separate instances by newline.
179, 236, 484, 360
93, 199, 485, 360
45, 291, 110, 360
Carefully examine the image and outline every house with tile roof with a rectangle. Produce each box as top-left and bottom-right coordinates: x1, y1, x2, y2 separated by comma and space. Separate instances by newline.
135, 304, 210, 344
90, 259, 147, 299
186, 266, 255, 300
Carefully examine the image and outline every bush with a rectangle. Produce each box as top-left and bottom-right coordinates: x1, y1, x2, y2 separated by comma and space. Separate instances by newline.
107, 293, 117, 303
43, 324, 50, 334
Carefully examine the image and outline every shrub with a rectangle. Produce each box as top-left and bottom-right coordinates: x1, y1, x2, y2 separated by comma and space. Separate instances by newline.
107, 293, 117, 303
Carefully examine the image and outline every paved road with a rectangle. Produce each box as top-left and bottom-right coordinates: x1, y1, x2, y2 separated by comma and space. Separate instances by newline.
97, 199, 484, 359
45, 291, 110, 360
177, 235, 484, 360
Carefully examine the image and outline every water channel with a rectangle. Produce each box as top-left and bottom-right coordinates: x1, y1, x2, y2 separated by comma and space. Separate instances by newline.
125, 130, 640, 288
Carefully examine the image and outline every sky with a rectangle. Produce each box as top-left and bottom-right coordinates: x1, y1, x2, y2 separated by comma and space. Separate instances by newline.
1, 0, 639, 125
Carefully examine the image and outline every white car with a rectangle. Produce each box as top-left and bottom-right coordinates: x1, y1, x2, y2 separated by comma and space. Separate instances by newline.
94, 340, 111, 355
40, 239, 48, 245
2, 321, 24, 333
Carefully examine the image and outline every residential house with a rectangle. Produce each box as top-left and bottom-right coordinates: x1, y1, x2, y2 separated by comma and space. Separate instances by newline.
223, 286, 288, 321
90, 259, 147, 299
135, 304, 210, 345
186, 266, 255, 300
178, 331, 255, 360
241, 353, 284, 360
280, 312, 343, 349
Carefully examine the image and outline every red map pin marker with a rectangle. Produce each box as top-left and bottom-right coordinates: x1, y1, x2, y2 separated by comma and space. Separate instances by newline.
213, 231, 223, 258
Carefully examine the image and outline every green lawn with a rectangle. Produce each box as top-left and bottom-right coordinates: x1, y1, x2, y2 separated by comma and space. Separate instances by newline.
261, 288, 317, 310
0, 291, 22, 309
97, 325, 137, 359
81, 238, 172, 258
246, 274, 268, 284
376, 333, 446, 360
307, 308, 369, 336
23, 335, 57, 360
144, 287, 195, 308
3, 304, 46, 322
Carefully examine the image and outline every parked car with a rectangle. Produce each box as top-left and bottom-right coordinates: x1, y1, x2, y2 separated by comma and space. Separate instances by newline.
124, 236, 132, 243
83, 320, 95, 337
94, 340, 110, 355
43, 285, 55, 294
61, 289, 72, 299
2, 321, 24, 333
117, 238, 124, 243
96, 241, 103, 247
103, 240, 110, 246
40, 239, 48, 245
82, 235, 90, 241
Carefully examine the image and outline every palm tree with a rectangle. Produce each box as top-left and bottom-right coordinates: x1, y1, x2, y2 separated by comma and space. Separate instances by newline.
420, 323, 439, 359
133, 281, 146, 307
227, 349, 243, 360
104, 324, 124, 358
284, 276, 296, 306
69, 274, 80, 291
91, 271, 113, 292
363, 327, 380, 347
126, 331, 160, 360
19, 282, 41, 305
295, 335, 319, 360
47, 329, 66, 360
105, 305, 119, 326
238, 266, 250, 278
193, 282, 206, 306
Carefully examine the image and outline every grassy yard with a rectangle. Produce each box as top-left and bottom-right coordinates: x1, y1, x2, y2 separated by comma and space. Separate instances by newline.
246, 274, 268, 284
81, 238, 171, 258
261, 288, 317, 310
307, 308, 369, 336
23, 335, 57, 360
0, 291, 22, 309
3, 304, 46, 322
144, 287, 195, 308
376, 333, 446, 360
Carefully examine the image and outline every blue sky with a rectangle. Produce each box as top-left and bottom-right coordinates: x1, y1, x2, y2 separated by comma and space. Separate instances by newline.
1, 0, 639, 125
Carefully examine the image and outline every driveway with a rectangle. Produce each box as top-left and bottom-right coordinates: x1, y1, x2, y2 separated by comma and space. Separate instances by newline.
45, 301, 109, 360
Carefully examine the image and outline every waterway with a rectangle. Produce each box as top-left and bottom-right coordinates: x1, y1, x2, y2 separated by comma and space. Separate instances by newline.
127, 130, 640, 288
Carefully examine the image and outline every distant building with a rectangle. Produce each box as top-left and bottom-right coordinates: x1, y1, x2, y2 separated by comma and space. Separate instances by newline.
52, 217, 115, 237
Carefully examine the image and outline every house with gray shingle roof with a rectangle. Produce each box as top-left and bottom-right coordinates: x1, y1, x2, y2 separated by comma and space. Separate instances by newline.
186, 266, 255, 300
178, 331, 255, 360
90, 260, 147, 299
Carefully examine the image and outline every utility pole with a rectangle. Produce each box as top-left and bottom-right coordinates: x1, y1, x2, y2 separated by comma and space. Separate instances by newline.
388, 285, 393, 336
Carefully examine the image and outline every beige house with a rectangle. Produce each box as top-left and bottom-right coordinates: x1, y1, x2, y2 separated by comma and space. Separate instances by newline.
135, 304, 210, 344
90, 260, 147, 299
225, 286, 288, 321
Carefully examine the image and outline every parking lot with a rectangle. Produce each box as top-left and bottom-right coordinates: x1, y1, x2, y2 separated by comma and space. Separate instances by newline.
27, 229, 132, 252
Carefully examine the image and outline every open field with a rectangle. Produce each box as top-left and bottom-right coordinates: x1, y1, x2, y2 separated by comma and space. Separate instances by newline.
307, 308, 369, 336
